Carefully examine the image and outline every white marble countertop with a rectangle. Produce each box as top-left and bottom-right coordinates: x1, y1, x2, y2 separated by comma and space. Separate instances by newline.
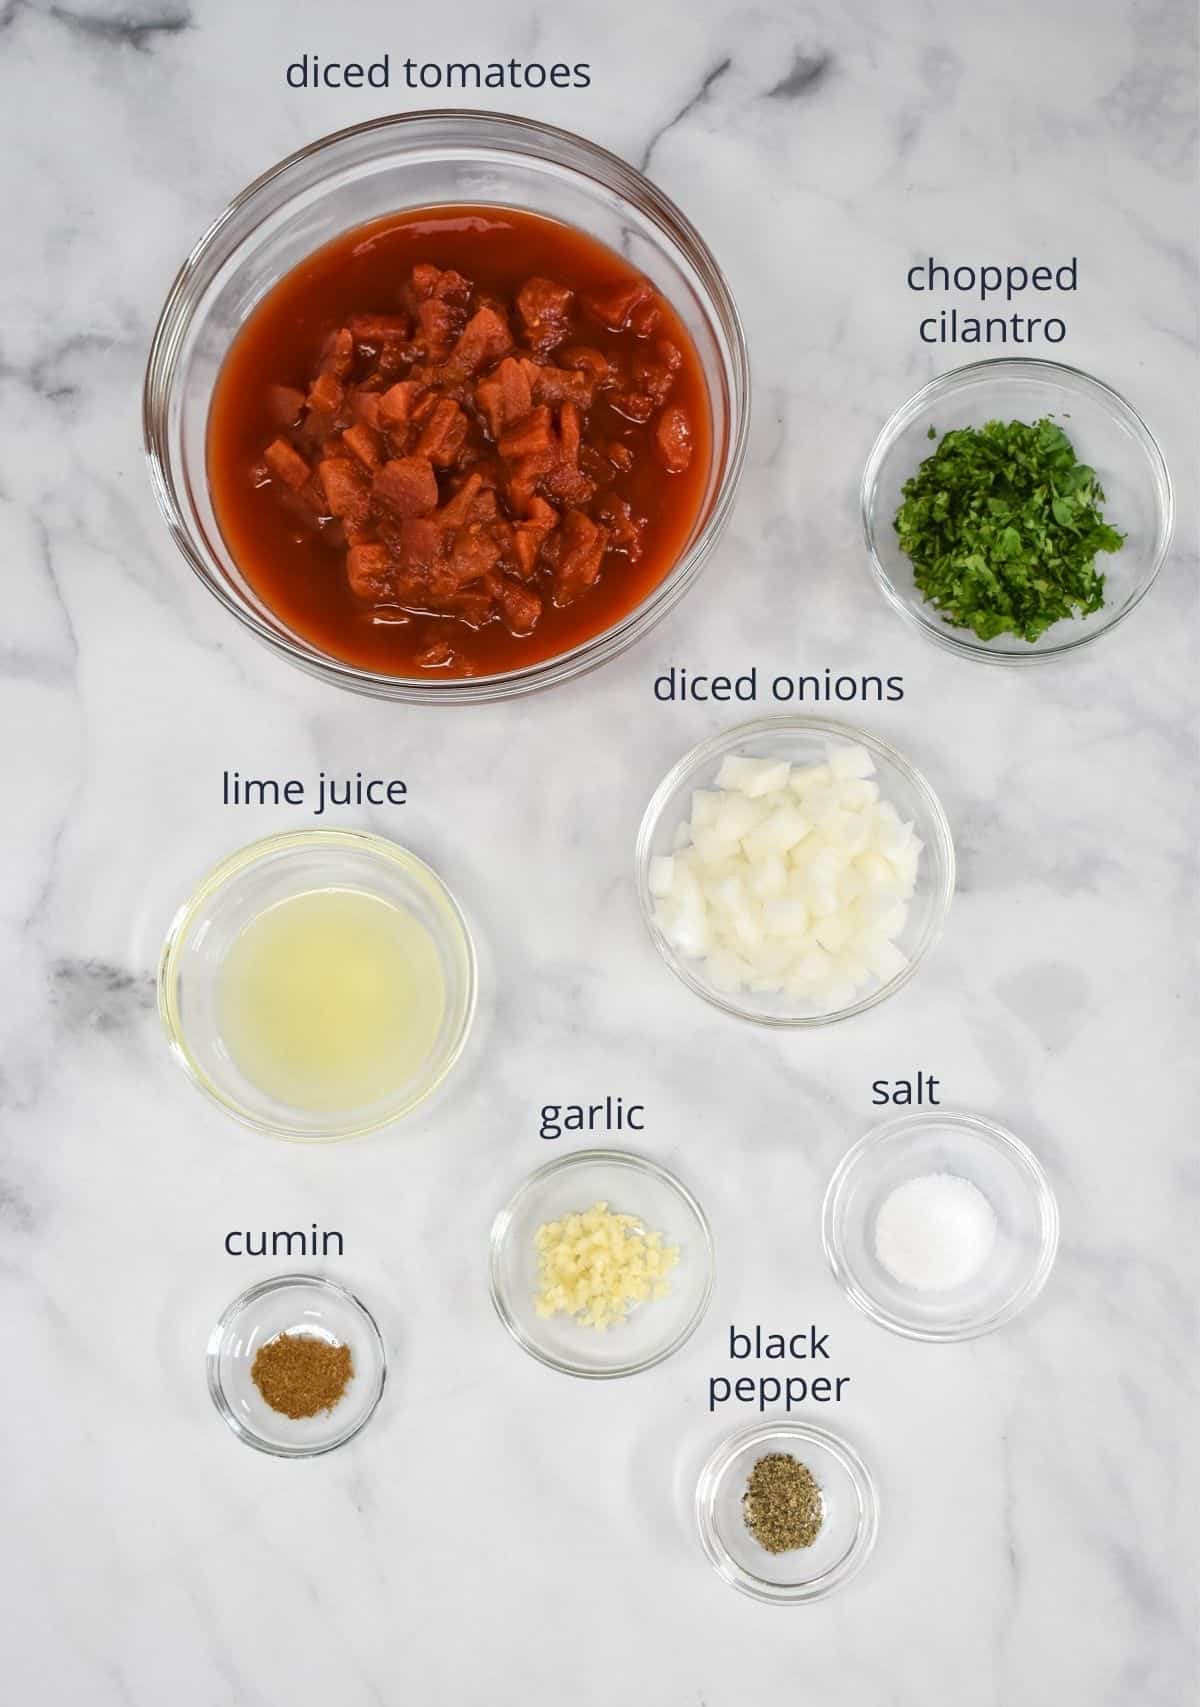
3, 0, 1197, 1701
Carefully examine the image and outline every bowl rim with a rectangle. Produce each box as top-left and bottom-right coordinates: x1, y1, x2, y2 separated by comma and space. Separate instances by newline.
634, 714, 956, 1027
157, 826, 478, 1140
861, 355, 1175, 665
143, 107, 751, 702
488, 1147, 715, 1378
820, 1108, 1061, 1342
206, 1272, 388, 1457
695, 1419, 880, 1604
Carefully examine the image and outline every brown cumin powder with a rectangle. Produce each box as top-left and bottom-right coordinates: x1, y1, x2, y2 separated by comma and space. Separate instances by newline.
251, 1332, 353, 1419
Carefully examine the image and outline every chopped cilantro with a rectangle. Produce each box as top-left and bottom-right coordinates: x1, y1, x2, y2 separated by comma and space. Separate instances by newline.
893, 417, 1125, 642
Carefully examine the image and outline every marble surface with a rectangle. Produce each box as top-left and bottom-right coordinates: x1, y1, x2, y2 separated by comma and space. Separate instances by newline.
3, 0, 1197, 1701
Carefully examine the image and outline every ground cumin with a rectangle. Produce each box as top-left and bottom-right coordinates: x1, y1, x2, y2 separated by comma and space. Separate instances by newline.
251, 1332, 353, 1419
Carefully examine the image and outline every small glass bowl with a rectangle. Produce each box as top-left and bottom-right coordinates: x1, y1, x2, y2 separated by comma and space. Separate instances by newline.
144, 109, 749, 702
489, 1149, 714, 1378
862, 358, 1173, 662
207, 1274, 386, 1456
821, 1110, 1060, 1341
158, 828, 476, 1140
635, 716, 955, 1026
696, 1421, 879, 1604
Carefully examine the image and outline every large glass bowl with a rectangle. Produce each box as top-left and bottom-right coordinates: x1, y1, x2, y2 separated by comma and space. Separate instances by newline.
635, 717, 955, 1026
862, 358, 1173, 662
144, 110, 750, 701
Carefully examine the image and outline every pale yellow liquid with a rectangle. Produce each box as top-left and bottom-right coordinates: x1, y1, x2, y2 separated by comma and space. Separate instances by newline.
218, 887, 445, 1112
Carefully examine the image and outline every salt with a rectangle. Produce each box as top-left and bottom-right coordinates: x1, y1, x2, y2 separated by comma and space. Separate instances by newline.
874, 1171, 997, 1291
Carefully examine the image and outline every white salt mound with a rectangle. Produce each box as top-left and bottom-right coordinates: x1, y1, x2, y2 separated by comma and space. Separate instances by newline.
874, 1171, 997, 1292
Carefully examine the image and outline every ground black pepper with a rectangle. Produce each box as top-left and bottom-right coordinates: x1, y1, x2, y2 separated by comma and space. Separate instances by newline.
742, 1452, 824, 1552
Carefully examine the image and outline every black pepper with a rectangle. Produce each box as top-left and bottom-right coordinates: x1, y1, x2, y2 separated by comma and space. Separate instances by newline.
742, 1452, 824, 1552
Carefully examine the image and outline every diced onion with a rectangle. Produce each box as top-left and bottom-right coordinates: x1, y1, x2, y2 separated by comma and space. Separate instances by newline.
651, 743, 919, 1012
647, 855, 675, 898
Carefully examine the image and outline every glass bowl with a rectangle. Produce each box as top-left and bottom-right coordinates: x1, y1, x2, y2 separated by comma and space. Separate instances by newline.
144, 109, 749, 702
696, 1421, 879, 1604
635, 716, 955, 1026
489, 1149, 714, 1378
207, 1274, 386, 1456
862, 358, 1173, 662
821, 1110, 1060, 1341
158, 828, 476, 1140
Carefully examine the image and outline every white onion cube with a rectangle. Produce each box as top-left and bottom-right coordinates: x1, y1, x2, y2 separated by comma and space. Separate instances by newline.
747, 852, 788, 898
692, 826, 735, 865
835, 778, 879, 811
669, 907, 711, 957
672, 861, 702, 906
790, 762, 832, 797
876, 903, 908, 939
713, 794, 762, 844
716, 755, 791, 797
648, 855, 675, 898
705, 949, 744, 992
855, 850, 894, 888
865, 938, 908, 982
807, 846, 845, 887
807, 885, 840, 919
823, 810, 870, 855
690, 789, 721, 828
790, 947, 833, 986
828, 742, 876, 780
763, 896, 811, 937
814, 914, 850, 954
743, 805, 812, 862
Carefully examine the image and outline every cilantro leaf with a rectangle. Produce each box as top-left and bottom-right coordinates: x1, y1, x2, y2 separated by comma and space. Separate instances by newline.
893, 417, 1126, 643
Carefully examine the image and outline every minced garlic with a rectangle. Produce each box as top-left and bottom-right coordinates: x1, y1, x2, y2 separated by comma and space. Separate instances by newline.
534, 1201, 680, 1331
